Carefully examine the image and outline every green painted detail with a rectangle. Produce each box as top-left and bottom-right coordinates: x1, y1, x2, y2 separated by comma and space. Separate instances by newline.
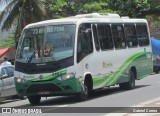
107, 52, 152, 85
15, 76, 82, 97
93, 52, 152, 88
93, 75, 110, 87
30, 69, 67, 82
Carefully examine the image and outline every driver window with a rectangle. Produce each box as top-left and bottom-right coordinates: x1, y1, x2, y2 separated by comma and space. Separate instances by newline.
23, 31, 35, 52
22, 31, 35, 58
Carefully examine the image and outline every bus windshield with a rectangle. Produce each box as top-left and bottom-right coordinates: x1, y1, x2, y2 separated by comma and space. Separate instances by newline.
16, 24, 75, 63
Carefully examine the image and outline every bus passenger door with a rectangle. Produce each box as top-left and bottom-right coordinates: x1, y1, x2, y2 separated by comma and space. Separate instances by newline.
76, 24, 94, 80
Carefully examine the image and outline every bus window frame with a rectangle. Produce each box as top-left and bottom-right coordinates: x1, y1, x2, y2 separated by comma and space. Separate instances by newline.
124, 23, 138, 48
91, 24, 100, 51
135, 23, 150, 47
96, 23, 114, 51
111, 23, 127, 50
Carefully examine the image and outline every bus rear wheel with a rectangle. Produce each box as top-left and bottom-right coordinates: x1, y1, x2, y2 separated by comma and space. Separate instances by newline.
28, 95, 41, 105
119, 70, 135, 90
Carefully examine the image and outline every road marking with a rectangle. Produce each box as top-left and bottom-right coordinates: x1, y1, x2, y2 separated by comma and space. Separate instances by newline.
59, 105, 68, 107
36, 104, 68, 108
41, 104, 68, 113
41, 107, 59, 112
102, 113, 127, 116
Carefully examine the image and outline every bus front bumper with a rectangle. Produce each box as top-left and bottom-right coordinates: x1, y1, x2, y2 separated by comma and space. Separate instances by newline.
15, 77, 82, 97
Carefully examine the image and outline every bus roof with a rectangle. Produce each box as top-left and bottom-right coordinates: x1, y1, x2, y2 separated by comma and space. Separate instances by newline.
25, 13, 148, 29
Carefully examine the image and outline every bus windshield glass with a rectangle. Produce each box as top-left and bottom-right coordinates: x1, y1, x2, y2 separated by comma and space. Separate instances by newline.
16, 24, 75, 63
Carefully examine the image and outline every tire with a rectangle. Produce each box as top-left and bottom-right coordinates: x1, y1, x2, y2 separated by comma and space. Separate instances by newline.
119, 70, 135, 90
156, 68, 160, 74
77, 81, 89, 101
28, 95, 41, 105
19, 96, 26, 100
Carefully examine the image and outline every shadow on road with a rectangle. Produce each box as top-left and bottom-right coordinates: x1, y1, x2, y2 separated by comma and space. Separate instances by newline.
89, 85, 150, 100
17, 84, 149, 107
0, 99, 21, 105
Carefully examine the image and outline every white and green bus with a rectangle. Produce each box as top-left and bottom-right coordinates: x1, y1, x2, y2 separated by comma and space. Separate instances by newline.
14, 13, 153, 105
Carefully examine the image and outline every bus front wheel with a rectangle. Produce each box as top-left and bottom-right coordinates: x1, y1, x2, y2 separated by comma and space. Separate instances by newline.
28, 95, 41, 105
119, 70, 135, 90
77, 81, 89, 101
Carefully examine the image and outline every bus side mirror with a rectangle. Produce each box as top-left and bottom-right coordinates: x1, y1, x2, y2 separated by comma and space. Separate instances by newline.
1, 74, 8, 79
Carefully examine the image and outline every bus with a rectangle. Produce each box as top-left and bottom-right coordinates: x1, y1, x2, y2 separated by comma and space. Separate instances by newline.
14, 13, 153, 105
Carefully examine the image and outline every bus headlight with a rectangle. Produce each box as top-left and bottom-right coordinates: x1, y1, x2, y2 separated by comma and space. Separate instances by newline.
57, 73, 75, 81
15, 77, 26, 83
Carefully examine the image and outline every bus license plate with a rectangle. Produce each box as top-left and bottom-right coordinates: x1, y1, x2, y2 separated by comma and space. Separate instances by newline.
38, 91, 50, 95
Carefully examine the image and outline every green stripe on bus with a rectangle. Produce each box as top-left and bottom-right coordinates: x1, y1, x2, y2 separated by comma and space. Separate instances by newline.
30, 69, 67, 81
93, 52, 152, 87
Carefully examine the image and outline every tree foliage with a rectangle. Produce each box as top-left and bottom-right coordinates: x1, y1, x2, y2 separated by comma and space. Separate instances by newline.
1, 0, 160, 48
47, 0, 114, 18
0, 0, 47, 41
46, 0, 160, 18
106, 0, 149, 17
0, 36, 15, 48
79, 1, 113, 14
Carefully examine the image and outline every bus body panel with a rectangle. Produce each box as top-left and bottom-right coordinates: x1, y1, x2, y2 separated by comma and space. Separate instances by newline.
77, 47, 152, 90
14, 13, 153, 99
14, 66, 83, 97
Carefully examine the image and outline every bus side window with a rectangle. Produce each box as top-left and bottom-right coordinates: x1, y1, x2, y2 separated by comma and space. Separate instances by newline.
124, 24, 138, 47
92, 24, 100, 51
97, 24, 113, 50
77, 24, 93, 63
111, 24, 126, 49
136, 24, 149, 46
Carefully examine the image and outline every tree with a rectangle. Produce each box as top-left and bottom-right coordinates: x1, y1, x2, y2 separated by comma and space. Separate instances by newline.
0, 36, 15, 48
47, 0, 113, 18
1, 0, 160, 41
138, 0, 160, 17
0, 0, 47, 45
106, 0, 149, 17
79, 1, 113, 14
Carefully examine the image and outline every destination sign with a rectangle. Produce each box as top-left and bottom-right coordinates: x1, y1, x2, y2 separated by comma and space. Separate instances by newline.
31, 26, 64, 35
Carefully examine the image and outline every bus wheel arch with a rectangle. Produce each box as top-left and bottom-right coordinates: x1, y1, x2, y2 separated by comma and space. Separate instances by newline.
84, 74, 93, 93
119, 67, 136, 90
77, 73, 93, 101
130, 66, 137, 79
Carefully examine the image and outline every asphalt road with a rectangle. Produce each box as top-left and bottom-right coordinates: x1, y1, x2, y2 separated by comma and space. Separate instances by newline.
0, 73, 160, 114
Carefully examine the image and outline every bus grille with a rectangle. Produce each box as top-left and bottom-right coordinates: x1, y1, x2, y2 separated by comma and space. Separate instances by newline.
26, 84, 62, 94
